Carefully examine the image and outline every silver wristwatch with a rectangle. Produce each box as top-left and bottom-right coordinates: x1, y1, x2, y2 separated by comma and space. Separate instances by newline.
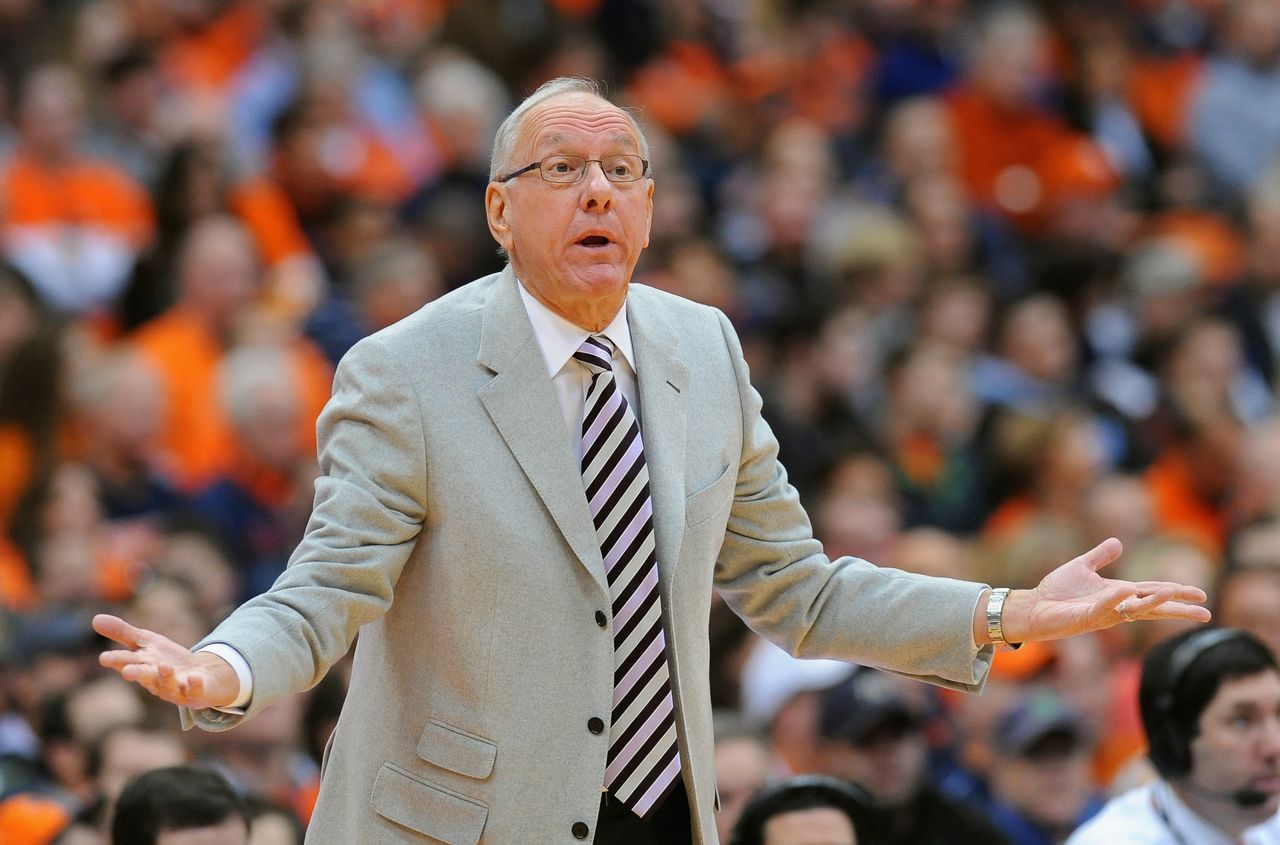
986, 587, 1022, 649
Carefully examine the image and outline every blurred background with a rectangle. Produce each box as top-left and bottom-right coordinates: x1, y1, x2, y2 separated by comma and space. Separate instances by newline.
1, 0, 1280, 842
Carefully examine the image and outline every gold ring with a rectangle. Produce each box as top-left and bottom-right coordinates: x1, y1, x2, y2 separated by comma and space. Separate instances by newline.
1118, 600, 1135, 623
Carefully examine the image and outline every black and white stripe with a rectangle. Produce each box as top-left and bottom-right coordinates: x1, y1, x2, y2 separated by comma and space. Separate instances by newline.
574, 335, 681, 818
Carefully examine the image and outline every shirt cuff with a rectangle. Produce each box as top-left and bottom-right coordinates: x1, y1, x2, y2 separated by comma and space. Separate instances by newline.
195, 642, 253, 712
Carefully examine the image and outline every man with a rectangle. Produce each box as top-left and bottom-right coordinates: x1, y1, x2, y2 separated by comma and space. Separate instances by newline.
94, 78, 1208, 844
987, 689, 1103, 845
111, 766, 249, 845
815, 668, 1013, 845
729, 775, 873, 845
1066, 628, 1280, 844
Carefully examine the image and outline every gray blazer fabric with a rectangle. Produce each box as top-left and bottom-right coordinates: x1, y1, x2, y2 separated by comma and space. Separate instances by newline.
186, 267, 992, 844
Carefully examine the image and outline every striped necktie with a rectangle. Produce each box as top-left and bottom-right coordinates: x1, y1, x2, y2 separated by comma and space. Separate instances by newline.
574, 335, 682, 818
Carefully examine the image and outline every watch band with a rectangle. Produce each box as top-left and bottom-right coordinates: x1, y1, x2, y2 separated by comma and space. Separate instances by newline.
986, 587, 1022, 649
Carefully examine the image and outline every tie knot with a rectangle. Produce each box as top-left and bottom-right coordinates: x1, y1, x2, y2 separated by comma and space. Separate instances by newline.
574, 335, 614, 374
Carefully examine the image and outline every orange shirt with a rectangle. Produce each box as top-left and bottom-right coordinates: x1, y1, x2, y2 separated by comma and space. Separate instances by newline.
1143, 449, 1227, 555
944, 87, 1115, 229
160, 1, 267, 93
228, 178, 314, 267
0, 423, 35, 533
0, 535, 36, 611
1, 150, 154, 247
130, 306, 333, 491
1129, 52, 1203, 152
0, 793, 69, 845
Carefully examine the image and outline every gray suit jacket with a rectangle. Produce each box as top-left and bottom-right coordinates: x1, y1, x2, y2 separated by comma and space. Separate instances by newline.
188, 268, 992, 844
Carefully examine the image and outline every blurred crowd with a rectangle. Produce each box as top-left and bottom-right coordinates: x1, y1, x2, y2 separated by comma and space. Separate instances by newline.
3, 0, 1280, 842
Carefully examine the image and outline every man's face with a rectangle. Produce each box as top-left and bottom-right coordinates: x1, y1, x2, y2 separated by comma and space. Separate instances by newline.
762, 806, 857, 845
819, 717, 926, 807
155, 817, 249, 845
991, 733, 1093, 828
1188, 669, 1280, 819
485, 92, 654, 330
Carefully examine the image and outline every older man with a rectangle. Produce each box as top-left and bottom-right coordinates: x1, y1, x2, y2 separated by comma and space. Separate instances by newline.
95, 78, 1208, 845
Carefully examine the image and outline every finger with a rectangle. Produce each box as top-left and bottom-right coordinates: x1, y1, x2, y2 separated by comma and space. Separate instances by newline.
1098, 581, 1138, 612
1125, 582, 1209, 602
1080, 537, 1124, 573
92, 614, 144, 649
120, 663, 160, 689
100, 650, 156, 670
1142, 601, 1214, 623
183, 672, 205, 702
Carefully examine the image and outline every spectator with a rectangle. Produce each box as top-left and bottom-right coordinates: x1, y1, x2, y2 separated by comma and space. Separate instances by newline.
111, 765, 250, 845
1067, 628, 1280, 843
986, 689, 1104, 845
1217, 566, 1280, 658
0, 64, 154, 314
730, 775, 875, 845
1189, 0, 1280, 201
129, 215, 331, 492
191, 344, 319, 597
304, 238, 442, 366
943, 6, 1116, 231
713, 713, 773, 845
243, 795, 303, 845
816, 668, 1013, 845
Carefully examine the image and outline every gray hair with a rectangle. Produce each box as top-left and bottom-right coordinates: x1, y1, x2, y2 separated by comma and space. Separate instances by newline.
219, 344, 299, 429
488, 76, 650, 181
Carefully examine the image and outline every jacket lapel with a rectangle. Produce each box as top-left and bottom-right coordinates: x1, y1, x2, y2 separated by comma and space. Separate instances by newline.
628, 292, 691, 598
477, 270, 608, 595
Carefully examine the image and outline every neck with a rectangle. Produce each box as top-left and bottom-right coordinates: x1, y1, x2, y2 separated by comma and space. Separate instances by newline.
1171, 782, 1259, 840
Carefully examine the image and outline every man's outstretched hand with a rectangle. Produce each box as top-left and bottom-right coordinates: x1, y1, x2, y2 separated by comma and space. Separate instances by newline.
982, 538, 1213, 645
93, 614, 240, 709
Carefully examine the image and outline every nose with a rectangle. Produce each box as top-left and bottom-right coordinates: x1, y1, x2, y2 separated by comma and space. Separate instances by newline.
1260, 716, 1280, 757
580, 160, 614, 212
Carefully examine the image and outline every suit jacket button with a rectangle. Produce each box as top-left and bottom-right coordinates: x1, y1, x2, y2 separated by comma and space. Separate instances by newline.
595, 610, 608, 628
588, 717, 605, 734
572, 821, 590, 839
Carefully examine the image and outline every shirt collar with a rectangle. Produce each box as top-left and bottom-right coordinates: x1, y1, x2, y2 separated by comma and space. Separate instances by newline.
516, 278, 636, 377
1154, 780, 1236, 845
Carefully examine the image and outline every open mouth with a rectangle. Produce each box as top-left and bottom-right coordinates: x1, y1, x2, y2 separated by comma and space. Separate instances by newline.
578, 235, 611, 248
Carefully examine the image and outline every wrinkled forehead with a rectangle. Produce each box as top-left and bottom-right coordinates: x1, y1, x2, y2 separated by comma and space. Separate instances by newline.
518, 93, 641, 155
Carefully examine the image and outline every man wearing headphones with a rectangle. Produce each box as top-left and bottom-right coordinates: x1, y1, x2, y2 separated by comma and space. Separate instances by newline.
1067, 628, 1280, 844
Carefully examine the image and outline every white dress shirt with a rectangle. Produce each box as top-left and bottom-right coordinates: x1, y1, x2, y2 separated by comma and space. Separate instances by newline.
202, 279, 640, 710
1066, 780, 1280, 845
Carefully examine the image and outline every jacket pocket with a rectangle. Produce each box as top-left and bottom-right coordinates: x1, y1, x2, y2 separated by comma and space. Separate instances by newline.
370, 762, 488, 844
686, 464, 734, 527
416, 719, 497, 780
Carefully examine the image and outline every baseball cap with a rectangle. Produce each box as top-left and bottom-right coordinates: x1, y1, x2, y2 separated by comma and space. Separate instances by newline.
818, 668, 923, 746
994, 689, 1089, 759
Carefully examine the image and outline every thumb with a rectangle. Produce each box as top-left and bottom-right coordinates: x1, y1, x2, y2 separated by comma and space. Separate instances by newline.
1080, 537, 1123, 573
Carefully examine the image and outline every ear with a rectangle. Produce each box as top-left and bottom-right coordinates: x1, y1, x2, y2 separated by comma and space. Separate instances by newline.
485, 183, 515, 254
642, 178, 655, 249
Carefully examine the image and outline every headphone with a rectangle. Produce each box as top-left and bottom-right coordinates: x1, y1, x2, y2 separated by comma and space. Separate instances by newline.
1147, 628, 1246, 779
729, 775, 875, 845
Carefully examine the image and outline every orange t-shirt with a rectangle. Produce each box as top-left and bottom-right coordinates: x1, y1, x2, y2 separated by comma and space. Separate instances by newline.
1143, 449, 1227, 555
944, 87, 1116, 229
0, 793, 69, 845
228, 178, 314, 267
1, 150, 154, 247
160, 1, 267, 93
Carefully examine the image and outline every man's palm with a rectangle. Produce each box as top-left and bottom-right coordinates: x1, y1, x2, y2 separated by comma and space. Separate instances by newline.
94, 614, 239, 709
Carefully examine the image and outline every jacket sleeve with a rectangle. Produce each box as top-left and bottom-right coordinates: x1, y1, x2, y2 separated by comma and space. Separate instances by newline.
184, 335, 428, 730
709, 310, 994, 693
